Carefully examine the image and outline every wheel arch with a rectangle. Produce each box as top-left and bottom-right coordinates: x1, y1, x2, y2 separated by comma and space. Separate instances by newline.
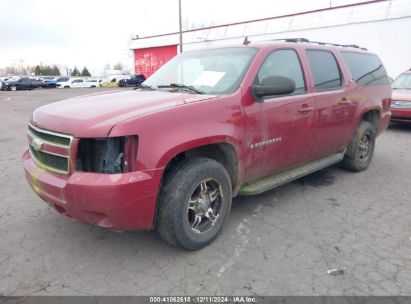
360, 108, 380, 131
152, 140, 240, 227
160, 140, 240, 189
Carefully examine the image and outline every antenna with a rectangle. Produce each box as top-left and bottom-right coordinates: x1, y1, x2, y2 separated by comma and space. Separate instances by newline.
243, 36, 251, 45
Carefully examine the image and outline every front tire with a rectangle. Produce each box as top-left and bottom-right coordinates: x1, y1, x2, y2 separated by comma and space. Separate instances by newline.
341, 121, 376, 172
10, 86, 17, 91
157, 158, 232, 250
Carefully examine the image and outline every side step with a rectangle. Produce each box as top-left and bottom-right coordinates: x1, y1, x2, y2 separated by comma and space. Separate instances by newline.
238, 152, 344, 196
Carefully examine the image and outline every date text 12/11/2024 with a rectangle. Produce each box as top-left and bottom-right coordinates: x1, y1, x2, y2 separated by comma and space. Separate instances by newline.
149, 296, 257, 303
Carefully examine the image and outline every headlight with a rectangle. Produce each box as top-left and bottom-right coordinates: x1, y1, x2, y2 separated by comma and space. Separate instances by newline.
391, 100, 411, 109
76, 136, 138, 174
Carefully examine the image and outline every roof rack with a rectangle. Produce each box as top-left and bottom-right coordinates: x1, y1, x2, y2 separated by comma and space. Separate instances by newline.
270, 38, 367, 50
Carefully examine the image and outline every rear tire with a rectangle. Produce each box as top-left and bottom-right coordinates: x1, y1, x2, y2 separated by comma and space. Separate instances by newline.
157, 158, 232, 250
341, 121, 376, 172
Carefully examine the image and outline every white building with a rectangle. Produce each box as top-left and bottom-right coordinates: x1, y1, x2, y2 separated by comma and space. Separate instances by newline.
130, 0, 411, 78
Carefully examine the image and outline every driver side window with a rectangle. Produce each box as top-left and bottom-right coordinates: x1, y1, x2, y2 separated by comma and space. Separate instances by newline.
257, 49, 306, 95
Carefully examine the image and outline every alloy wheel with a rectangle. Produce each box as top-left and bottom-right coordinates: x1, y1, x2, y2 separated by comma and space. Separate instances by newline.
186, 178, 223, 233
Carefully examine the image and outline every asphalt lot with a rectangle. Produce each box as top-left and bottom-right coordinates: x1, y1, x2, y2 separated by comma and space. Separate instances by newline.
0, 88, 410, 296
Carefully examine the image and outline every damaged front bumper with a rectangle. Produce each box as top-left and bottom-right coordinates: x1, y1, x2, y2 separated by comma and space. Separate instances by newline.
22, 150, 162, 231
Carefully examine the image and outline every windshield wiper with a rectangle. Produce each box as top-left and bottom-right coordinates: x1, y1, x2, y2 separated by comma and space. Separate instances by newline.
135, 83, 155, 90
157, 83, 205, 94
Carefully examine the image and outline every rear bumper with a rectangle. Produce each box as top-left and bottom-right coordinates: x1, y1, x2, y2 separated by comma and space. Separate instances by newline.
22, 150, 162, 231
391, 108, 411, 123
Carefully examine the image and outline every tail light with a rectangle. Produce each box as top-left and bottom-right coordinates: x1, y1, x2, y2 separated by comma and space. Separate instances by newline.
382, 98, 392, 111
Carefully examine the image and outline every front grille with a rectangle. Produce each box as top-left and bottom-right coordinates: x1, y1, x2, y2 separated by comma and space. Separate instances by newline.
29, 145, 69, 172
27, 123, 72, 174
28, 124, 70, 146
391, 100, 411, 109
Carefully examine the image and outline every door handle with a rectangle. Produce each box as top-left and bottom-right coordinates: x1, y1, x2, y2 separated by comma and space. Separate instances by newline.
298, 105, 314, 113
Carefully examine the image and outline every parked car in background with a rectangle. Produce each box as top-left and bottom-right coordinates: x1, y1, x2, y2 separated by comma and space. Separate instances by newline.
391, 69, 411, 123
57, 78, 102, 88
1, 76, 19, 90
100, 75, 130, 88
0, 77, 11, 90
42, 76, 70, 88
118, 74, 146, 87
83, 79, 102, 88
41, 79, 56, 88
57, 78, 86, 88
1, 77, 42, 91
23, 39, 391, 250
56, 76, 70, 82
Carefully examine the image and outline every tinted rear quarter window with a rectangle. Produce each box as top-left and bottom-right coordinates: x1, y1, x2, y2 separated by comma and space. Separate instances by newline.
341, 52, 389, 86
306, 50, 342, 91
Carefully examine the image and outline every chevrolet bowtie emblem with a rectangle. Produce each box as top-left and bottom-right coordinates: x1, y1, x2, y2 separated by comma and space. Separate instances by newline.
31, 137, 43, 151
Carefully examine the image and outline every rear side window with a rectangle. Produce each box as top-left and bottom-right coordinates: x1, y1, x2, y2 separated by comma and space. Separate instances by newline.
341, 52, 389, 86
306, 50, 342, 91
257, 49, 306, 95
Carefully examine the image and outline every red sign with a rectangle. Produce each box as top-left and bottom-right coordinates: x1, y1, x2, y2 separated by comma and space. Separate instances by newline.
134, 45, 177, 78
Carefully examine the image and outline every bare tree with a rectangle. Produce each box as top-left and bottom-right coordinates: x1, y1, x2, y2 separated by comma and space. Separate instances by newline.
113, 62, 124, 70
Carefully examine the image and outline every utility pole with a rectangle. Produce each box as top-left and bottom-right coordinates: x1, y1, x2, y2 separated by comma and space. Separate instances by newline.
179, 0, 183, 53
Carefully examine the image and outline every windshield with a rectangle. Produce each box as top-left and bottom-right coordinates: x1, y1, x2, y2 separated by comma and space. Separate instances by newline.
392, 73, 411, 90
143, 47, 258, 95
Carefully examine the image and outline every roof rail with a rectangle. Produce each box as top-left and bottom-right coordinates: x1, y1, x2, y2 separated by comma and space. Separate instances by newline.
269, 38, 367, 50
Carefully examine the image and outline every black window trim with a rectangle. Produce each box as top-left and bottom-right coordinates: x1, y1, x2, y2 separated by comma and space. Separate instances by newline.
306, 48, 344, 93
254, 47, 308, 100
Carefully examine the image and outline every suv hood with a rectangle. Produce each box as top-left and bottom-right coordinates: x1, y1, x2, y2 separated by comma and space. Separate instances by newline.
32, 90, 217, 137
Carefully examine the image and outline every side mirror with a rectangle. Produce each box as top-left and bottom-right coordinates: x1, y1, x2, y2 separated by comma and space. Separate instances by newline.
252, 76, 296, 102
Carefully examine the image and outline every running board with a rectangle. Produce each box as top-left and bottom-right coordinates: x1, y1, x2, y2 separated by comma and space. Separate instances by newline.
238, 152, 344, 196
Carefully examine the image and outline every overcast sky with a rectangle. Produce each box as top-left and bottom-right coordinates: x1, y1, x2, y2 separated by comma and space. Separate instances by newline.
0, 0, 368, 75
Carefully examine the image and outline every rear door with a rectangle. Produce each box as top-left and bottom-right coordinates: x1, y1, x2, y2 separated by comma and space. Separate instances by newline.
304, 49, 357, 158
244, 48, 316, 181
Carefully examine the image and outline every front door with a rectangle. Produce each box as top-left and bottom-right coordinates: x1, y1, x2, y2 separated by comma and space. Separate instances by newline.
244, 48, 316, 181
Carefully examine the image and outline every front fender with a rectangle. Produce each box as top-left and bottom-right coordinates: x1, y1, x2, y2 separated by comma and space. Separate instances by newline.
109, 94, 246, 181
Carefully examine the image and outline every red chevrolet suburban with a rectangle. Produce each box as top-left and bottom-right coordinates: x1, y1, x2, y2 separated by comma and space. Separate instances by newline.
23, 39, 391, 250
